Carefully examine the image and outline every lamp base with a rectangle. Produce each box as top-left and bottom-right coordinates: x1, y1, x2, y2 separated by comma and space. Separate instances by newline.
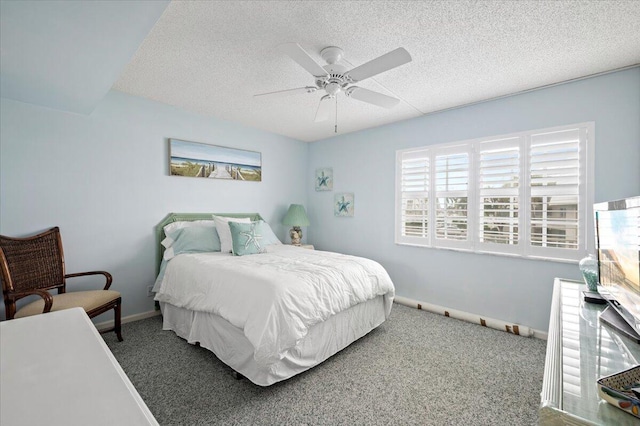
289, 226, 302, 245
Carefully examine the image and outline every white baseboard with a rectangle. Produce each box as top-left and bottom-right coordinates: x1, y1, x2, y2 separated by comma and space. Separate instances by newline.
394, 295, 547, 340
95, 309, 160, 332
533, 329, 548, 340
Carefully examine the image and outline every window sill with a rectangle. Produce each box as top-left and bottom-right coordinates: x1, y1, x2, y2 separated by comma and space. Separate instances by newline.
394, 241, 581, 264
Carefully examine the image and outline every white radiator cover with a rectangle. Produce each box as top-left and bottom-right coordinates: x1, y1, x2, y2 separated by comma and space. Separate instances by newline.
394, 295, 538, 338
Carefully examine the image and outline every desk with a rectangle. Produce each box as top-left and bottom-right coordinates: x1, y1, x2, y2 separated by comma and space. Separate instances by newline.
540, 279, 640, 425
1, 308, 158, 426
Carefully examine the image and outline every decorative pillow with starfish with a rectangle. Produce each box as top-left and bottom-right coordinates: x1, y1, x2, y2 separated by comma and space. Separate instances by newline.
229, 221, 267, 256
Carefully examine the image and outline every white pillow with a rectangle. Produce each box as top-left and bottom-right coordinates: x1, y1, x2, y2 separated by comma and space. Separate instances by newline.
163, 246, 175, 261
161, 236, 174, 249
213, 215, 251, 253
163, 220, 216, 235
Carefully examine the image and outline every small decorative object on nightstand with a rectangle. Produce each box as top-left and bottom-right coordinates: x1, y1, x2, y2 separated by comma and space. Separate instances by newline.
282, 204, 310, 246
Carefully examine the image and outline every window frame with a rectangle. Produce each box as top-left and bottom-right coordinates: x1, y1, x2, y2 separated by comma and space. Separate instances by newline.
395, 122, 595, 262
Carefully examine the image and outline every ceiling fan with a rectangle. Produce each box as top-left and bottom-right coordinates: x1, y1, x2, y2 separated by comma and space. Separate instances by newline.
254, 43, 412, 132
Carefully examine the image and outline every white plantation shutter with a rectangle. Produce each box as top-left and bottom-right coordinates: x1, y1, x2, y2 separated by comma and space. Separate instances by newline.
529, 128, 581, 253
395, 122, 592, 261
399, 150, 429, 242
477, 138, 521, 250
434, 149, 470, 247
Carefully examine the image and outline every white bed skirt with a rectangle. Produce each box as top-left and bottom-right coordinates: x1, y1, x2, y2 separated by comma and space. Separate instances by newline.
160, 296, 387, 386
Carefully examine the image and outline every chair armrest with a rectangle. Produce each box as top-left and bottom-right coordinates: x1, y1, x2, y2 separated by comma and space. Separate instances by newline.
7, 289, 54, 318
65, 271, 113, 290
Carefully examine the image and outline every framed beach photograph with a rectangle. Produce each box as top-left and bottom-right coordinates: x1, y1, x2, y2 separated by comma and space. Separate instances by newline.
315, 167, 333, 191
334, 193, 354, 217
169, 138, 262, 181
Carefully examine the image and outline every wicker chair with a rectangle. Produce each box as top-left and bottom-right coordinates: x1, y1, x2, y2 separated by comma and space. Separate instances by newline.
0, 227, 122, 341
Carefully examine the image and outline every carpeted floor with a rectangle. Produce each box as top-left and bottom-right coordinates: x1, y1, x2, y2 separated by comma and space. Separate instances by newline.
104, 303, 547, 425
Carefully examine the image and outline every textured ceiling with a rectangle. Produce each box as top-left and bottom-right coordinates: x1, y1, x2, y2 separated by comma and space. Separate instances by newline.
2, 1, 639, 142
112, 2, 640, 141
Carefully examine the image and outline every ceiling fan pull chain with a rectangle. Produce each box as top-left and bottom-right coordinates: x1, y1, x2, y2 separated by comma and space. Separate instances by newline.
335, 96, 338, 133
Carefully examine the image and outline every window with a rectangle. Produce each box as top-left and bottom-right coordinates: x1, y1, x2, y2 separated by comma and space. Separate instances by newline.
399, 150, 429, 239
395, 123, 594, 261
434, 148, 469, 248
477, 137, 521, 253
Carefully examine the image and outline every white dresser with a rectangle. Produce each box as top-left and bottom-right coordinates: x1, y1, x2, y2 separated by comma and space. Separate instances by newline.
540, 278, 640, 425
1, 307, 158, 426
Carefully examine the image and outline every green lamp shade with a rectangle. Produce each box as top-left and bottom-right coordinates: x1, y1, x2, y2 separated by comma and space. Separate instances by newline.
282, 204, 310, 227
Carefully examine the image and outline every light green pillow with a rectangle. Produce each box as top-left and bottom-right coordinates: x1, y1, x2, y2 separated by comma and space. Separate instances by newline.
166, 226, 221, 256
256, 220, 282, 246
229, 221, 265, 256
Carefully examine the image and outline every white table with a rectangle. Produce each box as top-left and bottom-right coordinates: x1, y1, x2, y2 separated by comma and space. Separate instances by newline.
540, 279, 640, 425
1, 307, 158, 426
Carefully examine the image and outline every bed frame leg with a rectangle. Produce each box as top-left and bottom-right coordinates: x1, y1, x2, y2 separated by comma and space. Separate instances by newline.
232, 371, 244, 381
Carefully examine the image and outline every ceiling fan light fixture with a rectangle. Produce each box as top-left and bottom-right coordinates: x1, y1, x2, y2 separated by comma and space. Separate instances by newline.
314, 95, 333, 122
325, 82, 341, 96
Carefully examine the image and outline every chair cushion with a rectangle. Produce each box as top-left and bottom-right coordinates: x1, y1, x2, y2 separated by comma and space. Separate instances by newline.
15, 290, 121, 319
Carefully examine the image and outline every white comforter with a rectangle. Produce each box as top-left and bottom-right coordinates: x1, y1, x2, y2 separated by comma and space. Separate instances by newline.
154, 245, 395, 366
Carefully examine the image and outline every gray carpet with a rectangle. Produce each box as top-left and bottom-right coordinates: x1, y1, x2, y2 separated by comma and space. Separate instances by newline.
104, 303, 547, 425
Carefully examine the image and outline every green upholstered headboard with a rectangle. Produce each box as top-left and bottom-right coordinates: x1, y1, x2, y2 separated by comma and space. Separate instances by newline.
155, 212, 263, 273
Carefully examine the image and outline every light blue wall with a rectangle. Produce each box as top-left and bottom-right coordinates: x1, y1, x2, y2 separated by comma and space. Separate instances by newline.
2, 68, 638, 332
307, 67, 640, 332
0, 91, 308, 320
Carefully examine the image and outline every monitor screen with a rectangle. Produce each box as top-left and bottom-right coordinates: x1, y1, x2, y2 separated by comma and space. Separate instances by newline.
596, 196, 640, 337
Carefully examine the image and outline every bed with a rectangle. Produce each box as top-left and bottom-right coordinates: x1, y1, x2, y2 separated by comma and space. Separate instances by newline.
152, 213, 395, 386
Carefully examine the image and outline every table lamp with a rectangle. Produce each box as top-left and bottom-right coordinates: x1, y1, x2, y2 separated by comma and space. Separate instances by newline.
282, 204, 310, 245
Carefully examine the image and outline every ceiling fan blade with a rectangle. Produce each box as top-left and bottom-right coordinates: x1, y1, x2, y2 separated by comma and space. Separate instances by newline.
254, 86, 317, 99
314, 95, 333, 122
279, 43, 329, 78
347, 87, 400, 109
346, 47, 411, 82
